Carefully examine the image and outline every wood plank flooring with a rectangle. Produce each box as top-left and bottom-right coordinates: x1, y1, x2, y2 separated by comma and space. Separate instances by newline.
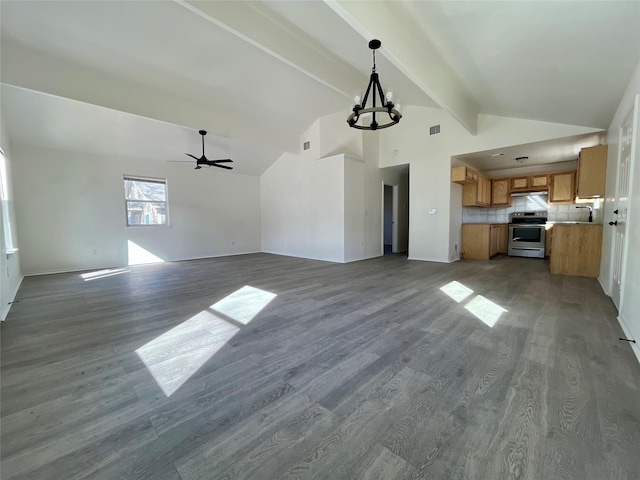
1, 253, 639, 479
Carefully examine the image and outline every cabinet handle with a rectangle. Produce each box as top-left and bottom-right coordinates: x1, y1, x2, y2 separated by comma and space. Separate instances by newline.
609, 221, 618, 226
613, 209, 619, 214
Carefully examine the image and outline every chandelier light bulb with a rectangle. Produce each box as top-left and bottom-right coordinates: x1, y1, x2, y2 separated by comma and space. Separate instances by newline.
354, 95, 361, 106
386, 91, 393, 103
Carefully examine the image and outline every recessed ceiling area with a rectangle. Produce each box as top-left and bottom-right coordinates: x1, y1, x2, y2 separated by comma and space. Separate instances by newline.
452, 132, 607, 177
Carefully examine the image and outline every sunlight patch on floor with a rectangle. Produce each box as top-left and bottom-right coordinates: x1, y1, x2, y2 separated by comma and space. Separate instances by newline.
81, 268, 130, 281
127, 240, 164, 265
440, 281, 474, 303
210, 285, 277, 325
464, 295, 508, 328
137, 285, 277, 397
136, 310, 239, 397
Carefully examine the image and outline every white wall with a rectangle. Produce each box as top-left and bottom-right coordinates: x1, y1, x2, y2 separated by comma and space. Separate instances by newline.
0, 119, 23, 319
601, 61, 640, 362
379, 106, 602, 262
11, 144, 261, 275
319, 111, 362, 159
261, 112, 400, 263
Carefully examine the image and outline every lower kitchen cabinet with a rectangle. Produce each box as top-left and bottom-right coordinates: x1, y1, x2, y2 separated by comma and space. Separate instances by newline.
462, 224, 508, 260
550, 224, 603, 277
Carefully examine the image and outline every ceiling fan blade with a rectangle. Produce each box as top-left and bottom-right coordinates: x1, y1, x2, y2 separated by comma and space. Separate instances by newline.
210, 159, 233, 163
168, 159, 195, 163
185, 153, 200, 161
213, 163, 233, 170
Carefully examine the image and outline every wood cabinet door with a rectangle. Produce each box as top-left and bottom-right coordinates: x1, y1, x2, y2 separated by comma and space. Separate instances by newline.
549, 171, 575, 204
483, 176, 492, 205
577, 145, 607, 197
462, 183, 479, 206
511, 176, 529, 191
491, 179, 510, 206
530, 174, 549, 189
462, 224, 490, 259
489, 226, 499, 257
497, 224, 508, 253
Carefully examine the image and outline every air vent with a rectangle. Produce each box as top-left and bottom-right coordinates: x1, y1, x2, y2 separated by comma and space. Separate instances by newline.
429, 125, 440, 135
303, 141, 310, 150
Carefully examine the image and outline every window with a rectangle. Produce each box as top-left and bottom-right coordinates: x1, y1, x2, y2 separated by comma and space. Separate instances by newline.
0, 149, 16, 252
124, 176, 168, 226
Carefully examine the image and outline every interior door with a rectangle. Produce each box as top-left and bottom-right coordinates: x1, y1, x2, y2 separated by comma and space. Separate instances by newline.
610, 97, 637, 309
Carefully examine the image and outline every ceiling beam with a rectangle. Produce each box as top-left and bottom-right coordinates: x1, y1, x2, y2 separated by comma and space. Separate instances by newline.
178, 1, 365, 100
324, 0, 480, 135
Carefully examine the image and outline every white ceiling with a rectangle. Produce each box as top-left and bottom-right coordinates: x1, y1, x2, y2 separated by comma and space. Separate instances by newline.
1, 1, 638, 175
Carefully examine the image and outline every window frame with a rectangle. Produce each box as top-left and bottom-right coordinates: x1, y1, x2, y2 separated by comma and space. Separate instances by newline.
123, 175, 170, 227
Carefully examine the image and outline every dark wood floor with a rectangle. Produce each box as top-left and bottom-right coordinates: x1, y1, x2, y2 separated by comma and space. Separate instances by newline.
1, 253, 639, 480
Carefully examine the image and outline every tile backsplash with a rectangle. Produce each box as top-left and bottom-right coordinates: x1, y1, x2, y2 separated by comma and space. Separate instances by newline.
463, 195, 602, 224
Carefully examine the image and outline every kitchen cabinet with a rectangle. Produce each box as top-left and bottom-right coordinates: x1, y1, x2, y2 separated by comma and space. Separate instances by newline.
549, 171, 576, 204
491, 178, 511, 207
510, 176, 530, 192
462, 173, 491, 207
530, 174, 549, 189
462, 224, 507, 260
550, 224, 602, 277
576, 145, 607, 198
510, 174, 548, 192
451, 166, 479, 183
545, 225, 553, 257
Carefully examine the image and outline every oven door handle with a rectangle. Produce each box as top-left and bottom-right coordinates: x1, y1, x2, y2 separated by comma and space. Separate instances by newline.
512, 237, 522, 241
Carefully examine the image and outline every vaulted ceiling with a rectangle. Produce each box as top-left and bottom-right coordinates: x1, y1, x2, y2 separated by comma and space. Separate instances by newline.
2, 1, 639, 175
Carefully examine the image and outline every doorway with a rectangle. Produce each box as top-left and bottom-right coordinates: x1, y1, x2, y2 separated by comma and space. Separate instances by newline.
383, 184, 397, 254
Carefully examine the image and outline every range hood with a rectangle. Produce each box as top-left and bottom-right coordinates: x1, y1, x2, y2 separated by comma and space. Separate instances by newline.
511, 191, 548, 197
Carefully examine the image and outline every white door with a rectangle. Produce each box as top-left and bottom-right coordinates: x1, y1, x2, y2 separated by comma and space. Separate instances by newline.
610, 96, 637, 309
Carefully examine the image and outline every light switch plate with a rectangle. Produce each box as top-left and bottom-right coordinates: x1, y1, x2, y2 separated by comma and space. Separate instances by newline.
428, 209, 437, 215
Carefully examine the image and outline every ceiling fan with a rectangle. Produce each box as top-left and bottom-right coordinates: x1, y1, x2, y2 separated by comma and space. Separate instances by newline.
185, 130, 233, 170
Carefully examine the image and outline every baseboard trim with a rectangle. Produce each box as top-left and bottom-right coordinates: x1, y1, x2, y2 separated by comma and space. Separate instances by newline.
22, 251, 261, 277
407, 256, 451, 264
618, 313, 640, 365
1, 275, 24, 321
597, 276, 610, 296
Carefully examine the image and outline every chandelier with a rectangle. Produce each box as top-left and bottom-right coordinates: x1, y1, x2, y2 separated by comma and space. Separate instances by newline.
347, 39, 402, 130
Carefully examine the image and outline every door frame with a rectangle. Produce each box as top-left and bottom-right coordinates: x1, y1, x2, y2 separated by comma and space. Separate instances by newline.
608, 94, 638, 310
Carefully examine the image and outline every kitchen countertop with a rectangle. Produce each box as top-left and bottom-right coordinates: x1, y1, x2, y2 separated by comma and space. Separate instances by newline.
546, 221, 603, 225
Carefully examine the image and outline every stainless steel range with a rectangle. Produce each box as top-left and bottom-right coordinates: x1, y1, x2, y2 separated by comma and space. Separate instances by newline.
508, 211, 547, 258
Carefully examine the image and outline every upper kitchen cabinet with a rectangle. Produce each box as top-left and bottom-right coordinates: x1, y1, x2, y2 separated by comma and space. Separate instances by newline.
510, 174, 548, 192
530, 174, 549, 189
451, 166, 479, 183
491, 178, 511, 207
452, 166, 491, 207
462, 174, 491, 207
510, 176, 529, 192
549, 171, 576, 204
576, 145, 607, 198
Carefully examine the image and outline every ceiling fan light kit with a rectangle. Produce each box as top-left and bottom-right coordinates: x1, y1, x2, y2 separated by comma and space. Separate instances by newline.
186, 130, 233, 170
347, 39, 402, 131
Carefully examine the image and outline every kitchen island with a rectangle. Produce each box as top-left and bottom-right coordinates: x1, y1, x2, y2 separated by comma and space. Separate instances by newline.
549, 223, 603, 277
